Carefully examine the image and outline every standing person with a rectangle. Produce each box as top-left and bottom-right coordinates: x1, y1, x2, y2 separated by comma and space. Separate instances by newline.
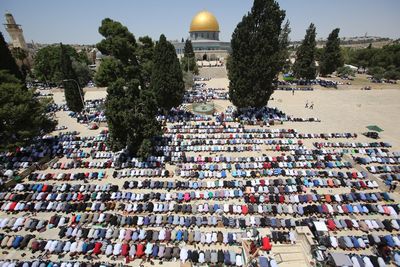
310, 102, 314, 109
305, 100, 309, 108
292, 88, 295, 95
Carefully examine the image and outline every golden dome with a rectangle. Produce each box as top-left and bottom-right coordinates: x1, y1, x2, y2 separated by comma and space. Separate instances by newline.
190, 11, 220, 32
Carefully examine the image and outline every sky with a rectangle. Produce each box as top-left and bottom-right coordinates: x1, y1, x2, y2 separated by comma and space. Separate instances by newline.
1, 0, 399, 45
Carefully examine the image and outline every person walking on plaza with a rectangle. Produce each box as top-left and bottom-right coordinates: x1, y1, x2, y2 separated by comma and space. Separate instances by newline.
310, 102, 314, 109
305, 100, 309, 108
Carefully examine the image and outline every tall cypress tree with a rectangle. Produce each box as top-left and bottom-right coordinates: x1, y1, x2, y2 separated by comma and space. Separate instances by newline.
105, 78, 160, 157
181, 39, 198, 74
150, 34, 185, 112
125, 80, 161, 157
228, 0, 288, 108
137, 36, 155, 87
279, 21, 291, 73
184, 39, 195, 58
293, 23, 317, 80
319, 28, 344, 76
60, 43, 84, 112
0, 31, 23, 81
105, 79, 128, 152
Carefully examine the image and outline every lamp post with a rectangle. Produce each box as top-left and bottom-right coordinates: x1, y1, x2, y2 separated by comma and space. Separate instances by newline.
62, 79, 85, 111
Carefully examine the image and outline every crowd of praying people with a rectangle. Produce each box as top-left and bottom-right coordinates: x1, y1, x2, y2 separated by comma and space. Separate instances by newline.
0, 79, 399, 267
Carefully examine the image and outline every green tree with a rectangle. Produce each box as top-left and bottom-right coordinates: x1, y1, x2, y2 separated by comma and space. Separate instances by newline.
105, 79, 129, 151
228, 0, 288, 108
96, 18, 142, 86
11, 47, 30, 78
315, 47, 324, 62
293, 23, 317, 79
341, 47, 353, 65
184, 39, 195, 58
97, 18, 161, 157
105, 79, 160, 157
0, 70, 56, 150
125, 82, 161, 157
384, 70, 400, 80
60, 43, 84, 112
0, 32, 23, 81
33, 44, 92, 87
181, 55, 198, 75
137, 36, 155, 86
150, 34, 185, 112
181, 39, 199, 75
347, 44, 400, 79
384, 65, 400, 80
279, 21, 292, 74
78, 50, 90, 65
94, 57, 124, 87
183, 71, 194, 89
336, 66, 356, 77
72, 58, 92, 87
97, 18, 137, 65
368, 66, 385, 80
319, 28, 344, 76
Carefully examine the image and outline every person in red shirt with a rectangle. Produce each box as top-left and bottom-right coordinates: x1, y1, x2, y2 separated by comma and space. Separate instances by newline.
262, 237, 272, 251
93, 242, 102, 254
121, 243, 129, 257
136, 243, 145, 258
242, 205, 248, 215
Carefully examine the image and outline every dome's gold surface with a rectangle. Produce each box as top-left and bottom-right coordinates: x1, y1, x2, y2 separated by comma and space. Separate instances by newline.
190, 11, 220, 32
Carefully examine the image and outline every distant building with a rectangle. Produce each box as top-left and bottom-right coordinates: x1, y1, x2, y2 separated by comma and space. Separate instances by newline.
88, 47, 104, 71
172, 10, 231, 61
4, 13, 27, 50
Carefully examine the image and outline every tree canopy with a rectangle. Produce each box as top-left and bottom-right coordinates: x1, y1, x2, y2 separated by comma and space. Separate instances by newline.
0, 32, 23, 81
60, 43, 84, 113
184, 39, 195, 58
228, 0, 289, 108
293, 23, 317, 80
11, 46, 30, 78
0, 31, 55, 150
345, 44, 400, 80
95, 18, 142, 87
33, 44, 92, 87
105, 79, 161, 157
336, 66, 356, 77
150, 34, 185, 111
94, 57, 125, 87
279, 21, 292, 74
96, 18, 161, 158
137, 36, 155, 86
181, 39, 198, 75
0, 69, 56, 151
319, 28, 344, 76
97, 18, 137, 65
368, 66, 386, 80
